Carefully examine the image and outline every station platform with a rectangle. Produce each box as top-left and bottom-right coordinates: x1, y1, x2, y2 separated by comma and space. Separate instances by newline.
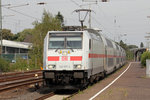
71, 62, 150, 100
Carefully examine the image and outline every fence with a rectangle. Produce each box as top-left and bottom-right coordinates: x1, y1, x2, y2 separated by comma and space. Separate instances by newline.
1, 53, 29, 63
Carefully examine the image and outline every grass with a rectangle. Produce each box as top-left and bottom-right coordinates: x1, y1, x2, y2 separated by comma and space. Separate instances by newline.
119, 88, 128, 97
78, 89, 83, 94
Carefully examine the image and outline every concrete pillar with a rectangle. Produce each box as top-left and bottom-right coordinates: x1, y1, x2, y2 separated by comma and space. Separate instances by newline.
5, 46, 6, 54
19, 48, 20, 54
146, 59, 150, 78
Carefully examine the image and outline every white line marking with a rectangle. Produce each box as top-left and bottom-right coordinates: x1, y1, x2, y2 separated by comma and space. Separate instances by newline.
89, 62, 133, 100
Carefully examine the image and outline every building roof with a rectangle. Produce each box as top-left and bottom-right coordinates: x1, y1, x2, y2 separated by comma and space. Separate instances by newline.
0, 40, 32, 49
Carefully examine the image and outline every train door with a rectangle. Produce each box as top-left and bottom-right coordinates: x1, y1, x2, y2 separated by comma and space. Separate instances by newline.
104, 46, 107, 73
91, 39, 94, 75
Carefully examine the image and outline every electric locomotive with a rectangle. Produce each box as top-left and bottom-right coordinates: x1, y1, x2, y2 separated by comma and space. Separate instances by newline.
42, 28, 126, 88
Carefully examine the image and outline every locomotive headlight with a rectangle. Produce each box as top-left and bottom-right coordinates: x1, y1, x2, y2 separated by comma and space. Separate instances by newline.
59, 50, 62, 54
48, 65, 56, 69
74, 65, 82, 69
68, 50, 70, 54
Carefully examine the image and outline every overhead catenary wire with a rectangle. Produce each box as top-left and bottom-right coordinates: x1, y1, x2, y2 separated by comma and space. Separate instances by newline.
95, 3, 127, 41
69, 0, 83, 8
7, 3, 29, 9
96, 3, 123, 38
92, 16, 114, 36
69, 0, 125, 41
69, 0, 116, 37
95, 4, 150, 36
3, 6, 41, 21
3, 21, 32, 29
96, 4, 114, 25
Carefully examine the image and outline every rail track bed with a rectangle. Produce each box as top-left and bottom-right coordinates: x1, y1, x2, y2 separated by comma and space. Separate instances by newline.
0, 70, 77, 100
36, 90, 78, 100
0, 86, 77, 100
0, 70, 43, 93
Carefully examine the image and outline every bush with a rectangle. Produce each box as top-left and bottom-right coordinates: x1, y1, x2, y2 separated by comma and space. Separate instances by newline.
10, 58, 40, 71
141, 51, 150, 66
126, 50, 134, 60
0, 56, 40, 72
0, 58, 10, 72
10, 58, 29, 71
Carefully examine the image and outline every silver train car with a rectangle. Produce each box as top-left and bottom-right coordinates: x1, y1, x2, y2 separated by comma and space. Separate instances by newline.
43, 29, 126, 88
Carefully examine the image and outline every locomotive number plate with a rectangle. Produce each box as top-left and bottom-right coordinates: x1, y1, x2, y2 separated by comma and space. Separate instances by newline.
59, 65, 70, 69
62, 56, 68, 61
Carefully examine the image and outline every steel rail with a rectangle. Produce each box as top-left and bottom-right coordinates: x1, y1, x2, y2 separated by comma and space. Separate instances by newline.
35, 92, 55, 100
0, 70, 42, 77
0, 70, 43, 93
0, 72, 42, 82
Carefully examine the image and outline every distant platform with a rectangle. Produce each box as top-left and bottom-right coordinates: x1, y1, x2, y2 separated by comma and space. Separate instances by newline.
0, 39, 32, 54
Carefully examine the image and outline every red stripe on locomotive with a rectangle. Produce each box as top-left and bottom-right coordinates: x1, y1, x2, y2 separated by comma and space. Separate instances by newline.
70, 56, 82, 61
48, 56, 59, 61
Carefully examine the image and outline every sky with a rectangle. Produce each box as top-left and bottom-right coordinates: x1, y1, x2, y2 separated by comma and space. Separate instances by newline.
2, 0, 150, 47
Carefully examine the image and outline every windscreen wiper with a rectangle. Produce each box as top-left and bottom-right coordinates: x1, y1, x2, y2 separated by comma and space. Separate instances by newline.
55, 48, 60, 52
69, 48, 74, 52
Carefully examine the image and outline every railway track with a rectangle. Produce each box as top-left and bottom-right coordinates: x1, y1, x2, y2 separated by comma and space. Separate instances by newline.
0, 70, 78, 100
0, 70, 43, 93
36, 92, 74, 100
35, 92, 55, 100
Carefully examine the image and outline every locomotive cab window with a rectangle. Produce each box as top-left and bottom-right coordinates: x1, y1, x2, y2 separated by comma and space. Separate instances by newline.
49, 37, 65, 49
48, 32, 82, 49
66, 37, 82, 49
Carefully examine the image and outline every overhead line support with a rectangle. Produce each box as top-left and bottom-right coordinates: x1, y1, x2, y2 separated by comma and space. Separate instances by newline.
0, 0, 2, 57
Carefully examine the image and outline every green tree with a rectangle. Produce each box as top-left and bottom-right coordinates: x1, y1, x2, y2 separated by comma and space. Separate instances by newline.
2, 29, 14, 40
14, 29, 33, 42
140, 42, 144, 48
119, 40, 128, 51
128, 45, 138, 49
119, 40, 137, 60
30, 10, 62, 68
55, 11, 64, 26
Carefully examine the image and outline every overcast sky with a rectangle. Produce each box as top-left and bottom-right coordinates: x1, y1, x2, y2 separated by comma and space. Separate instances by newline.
2, 0, 150, 47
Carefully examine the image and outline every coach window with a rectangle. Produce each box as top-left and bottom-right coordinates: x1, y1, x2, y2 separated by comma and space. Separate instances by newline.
116, 44, 119, 50
106, 38, 113, 48
89, 39, 91, 50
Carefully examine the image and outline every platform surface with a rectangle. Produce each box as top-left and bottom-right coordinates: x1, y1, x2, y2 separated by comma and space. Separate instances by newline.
71, 62, 150, 100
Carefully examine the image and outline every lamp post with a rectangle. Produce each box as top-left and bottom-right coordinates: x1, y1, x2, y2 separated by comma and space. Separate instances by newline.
0, 0, 2, 57
0, 1, 10, 57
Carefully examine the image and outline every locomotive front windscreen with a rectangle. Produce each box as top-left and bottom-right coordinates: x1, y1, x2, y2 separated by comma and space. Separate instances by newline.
48, 33, 82, 49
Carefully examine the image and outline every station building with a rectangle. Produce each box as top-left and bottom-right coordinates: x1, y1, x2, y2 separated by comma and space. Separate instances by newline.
0, 40, 32, 62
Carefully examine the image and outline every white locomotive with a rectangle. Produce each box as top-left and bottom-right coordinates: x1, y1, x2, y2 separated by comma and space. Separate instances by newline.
43, 29, 126, 88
